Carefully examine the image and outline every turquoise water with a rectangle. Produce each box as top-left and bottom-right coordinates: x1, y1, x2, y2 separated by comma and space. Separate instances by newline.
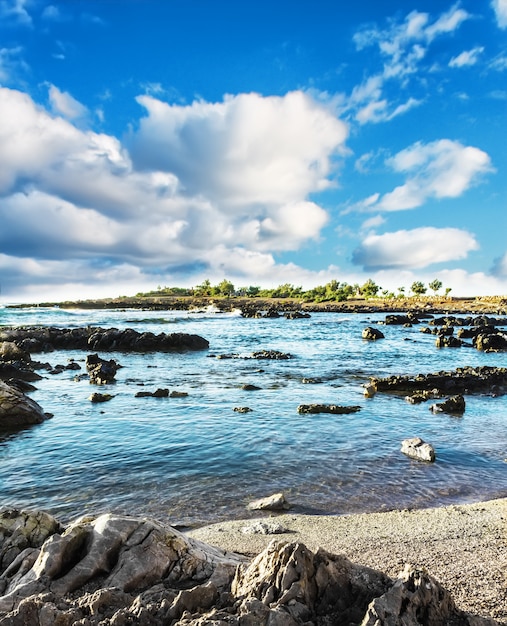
1, 305, 506, 526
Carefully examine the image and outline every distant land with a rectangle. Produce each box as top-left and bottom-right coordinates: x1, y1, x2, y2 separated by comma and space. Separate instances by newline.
7, 294, 507, 315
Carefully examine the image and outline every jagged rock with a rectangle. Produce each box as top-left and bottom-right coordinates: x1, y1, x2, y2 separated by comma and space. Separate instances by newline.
0, 380, 52, 429
0, 511, 495, 625
247, 493, 291, 512
297, 404, 361, 414
232, 541, 392, 625
362, 327, 385, 340
362, 563, 459, 625
430, 394, 466, 414
401, 437, 436, 462
0, 513, 243, 616
233, 406, 253, 413
85, 353, 120, 385
405, 389, 441, 404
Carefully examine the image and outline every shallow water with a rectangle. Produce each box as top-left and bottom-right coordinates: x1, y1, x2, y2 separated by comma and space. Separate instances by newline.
1, 305, 506, 526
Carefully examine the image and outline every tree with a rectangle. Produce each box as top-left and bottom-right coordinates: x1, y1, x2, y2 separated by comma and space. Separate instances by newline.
360, 279, 380, 298
428, 279, 443, 295
217, 279, 235, 297
194, 279, 212, 296
411, 281, 427, 296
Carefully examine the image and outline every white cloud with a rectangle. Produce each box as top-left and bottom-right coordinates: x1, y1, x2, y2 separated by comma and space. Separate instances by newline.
349, 5, 471, 125
130, 91, 347, 208
48, 84, 89, 121
0, 0, 31, 25
449, 47, 485, 68
352, 227, 479, 270
355, 139, 493, 212
492, 0, 507, 28
0, 86, 348, 299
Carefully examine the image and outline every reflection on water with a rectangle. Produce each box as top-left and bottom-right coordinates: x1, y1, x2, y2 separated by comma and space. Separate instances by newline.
1, 307, 507, 525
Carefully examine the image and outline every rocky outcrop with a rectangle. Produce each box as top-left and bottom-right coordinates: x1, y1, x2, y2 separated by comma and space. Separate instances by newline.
0, 509, 495, 625
401, 437, 436, 462
297, 404, 361, 414
0, 380, 52, 429
0, 327, 209, 353
85, 353, 120, 385
371, 366, 507, 396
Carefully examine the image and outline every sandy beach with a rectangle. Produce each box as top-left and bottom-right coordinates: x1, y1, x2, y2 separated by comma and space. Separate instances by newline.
188, 497, 507, 623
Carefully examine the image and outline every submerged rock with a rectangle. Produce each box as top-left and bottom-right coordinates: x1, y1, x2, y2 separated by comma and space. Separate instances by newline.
297, 404, 361, 415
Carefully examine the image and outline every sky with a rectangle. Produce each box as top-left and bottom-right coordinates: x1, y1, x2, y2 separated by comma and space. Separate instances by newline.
0, 0, 506, 302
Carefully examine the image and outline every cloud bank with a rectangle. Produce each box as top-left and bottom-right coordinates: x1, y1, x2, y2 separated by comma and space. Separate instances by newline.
0, 86, 348, 297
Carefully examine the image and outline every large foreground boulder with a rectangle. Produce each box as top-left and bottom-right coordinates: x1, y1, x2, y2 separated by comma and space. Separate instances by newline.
0, 509, 496, 625
0, 381, 51, 429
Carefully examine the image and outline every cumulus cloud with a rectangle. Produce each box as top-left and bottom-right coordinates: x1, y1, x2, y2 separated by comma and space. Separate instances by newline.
352, 227, 479, 270
353, 139, 493, 212
129, 91, 347, 207
492, 0, 507, 28
449, 47, 485, 68
0, 86, 348, 299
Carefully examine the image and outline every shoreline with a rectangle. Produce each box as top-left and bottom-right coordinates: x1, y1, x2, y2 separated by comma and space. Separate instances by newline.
188, 496, 507, 622
5, 294, 507, 315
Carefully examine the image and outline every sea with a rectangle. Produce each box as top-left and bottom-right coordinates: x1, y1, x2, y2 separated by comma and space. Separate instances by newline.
1, 304, 507, 528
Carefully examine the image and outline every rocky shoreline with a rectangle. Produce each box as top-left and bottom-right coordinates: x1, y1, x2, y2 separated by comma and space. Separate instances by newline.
1, 300, 507, 623
0, 499, 505, 625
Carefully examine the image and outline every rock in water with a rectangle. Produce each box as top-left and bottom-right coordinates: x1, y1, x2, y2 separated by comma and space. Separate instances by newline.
362, 327, 385, 340
401, 437, 436, 462
247, 493, 291, 511
0, 380, 51, 428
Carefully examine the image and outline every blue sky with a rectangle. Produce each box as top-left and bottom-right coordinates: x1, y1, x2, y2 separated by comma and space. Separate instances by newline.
0, 0, 506, 301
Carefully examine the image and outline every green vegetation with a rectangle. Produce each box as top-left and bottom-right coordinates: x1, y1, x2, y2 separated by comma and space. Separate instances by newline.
136, 277, 452, 303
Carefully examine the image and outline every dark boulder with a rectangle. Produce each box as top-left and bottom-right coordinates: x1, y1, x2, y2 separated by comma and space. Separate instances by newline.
430, 394, 466, 414
86, 354, 121, 385
362, 327, 385, 340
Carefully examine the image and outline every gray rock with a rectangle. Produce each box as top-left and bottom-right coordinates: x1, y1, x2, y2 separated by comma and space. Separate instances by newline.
401, 437, 436, 462
297, 404, 361, 415
247, 493, 291, 512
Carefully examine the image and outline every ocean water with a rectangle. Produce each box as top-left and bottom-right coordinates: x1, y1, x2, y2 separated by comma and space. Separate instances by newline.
1, 304, 506, 527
